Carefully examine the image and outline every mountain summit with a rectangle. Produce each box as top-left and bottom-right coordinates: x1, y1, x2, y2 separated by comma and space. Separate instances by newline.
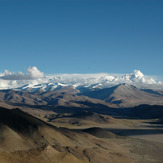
80, 84, 163, 107
0, 69, 162, 91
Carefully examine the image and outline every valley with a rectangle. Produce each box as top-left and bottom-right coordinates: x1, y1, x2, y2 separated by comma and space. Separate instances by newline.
0, 84, 163, 163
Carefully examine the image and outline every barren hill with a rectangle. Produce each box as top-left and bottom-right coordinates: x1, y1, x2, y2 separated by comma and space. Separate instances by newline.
80, 84, 163, 107
0, 107, 134, 163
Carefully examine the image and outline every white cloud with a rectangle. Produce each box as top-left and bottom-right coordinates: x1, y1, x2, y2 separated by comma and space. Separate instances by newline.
0, 68, 163, 90
1, 66, 44, 80
26, 66, 44, 79
47, 70, 157, 85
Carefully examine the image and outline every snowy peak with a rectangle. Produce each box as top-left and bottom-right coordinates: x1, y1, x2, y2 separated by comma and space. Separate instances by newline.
0, 83, 163, 108
18, 83, 64, 92
0, 69, 162, 91
132, 70, 144, 79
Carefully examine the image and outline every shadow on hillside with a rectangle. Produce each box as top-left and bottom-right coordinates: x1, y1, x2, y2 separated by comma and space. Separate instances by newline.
112, 105, 163, 120
106, 128, 163, 136
8, 102, 118, 114
7, 103, 163, 121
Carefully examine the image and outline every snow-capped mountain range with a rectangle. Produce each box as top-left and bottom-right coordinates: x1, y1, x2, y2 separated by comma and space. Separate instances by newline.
0, 67, 162, 92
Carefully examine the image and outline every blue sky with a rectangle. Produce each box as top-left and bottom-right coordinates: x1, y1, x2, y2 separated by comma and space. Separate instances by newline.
0, 0, 163, 77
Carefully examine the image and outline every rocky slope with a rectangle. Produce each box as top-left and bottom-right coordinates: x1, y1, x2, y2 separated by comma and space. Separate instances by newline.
0, 107, 133, 163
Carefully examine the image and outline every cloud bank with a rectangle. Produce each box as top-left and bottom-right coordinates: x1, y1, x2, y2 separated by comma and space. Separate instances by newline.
0, 67, 163, 91
1, 66, 44, 80
46, 70, 159, 88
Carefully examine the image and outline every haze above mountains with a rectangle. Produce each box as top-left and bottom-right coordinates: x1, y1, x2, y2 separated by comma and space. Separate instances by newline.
0, 67, 163, 91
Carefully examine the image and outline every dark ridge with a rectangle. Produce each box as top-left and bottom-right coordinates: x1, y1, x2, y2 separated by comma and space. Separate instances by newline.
114, 105, 163, 119
142, 89, 163, 96
71, 110, 95, 118
0, 107, 57, 136
82, 127, 120, 138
